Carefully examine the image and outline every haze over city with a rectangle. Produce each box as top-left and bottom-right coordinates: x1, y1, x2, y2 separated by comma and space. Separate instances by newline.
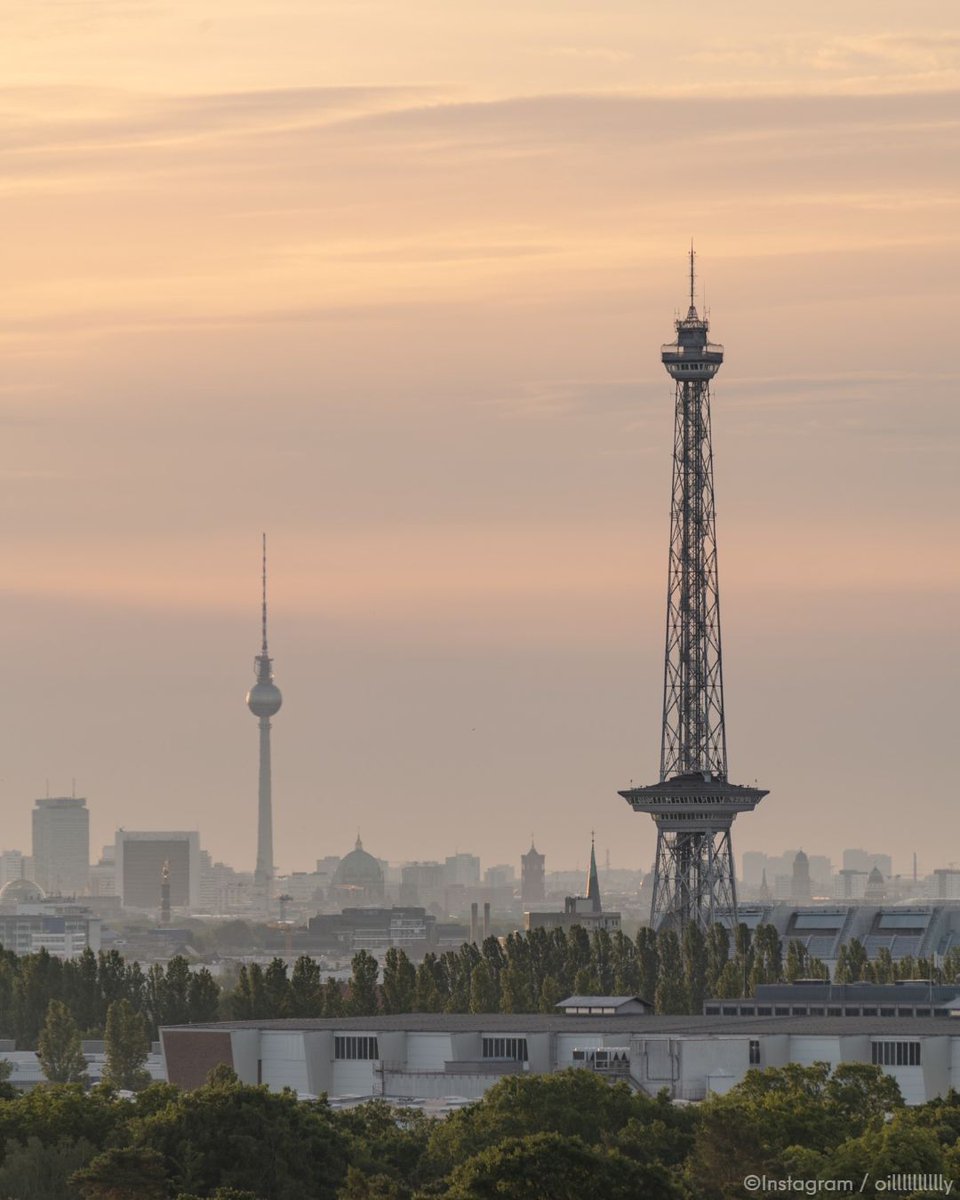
1, 1, 958, 879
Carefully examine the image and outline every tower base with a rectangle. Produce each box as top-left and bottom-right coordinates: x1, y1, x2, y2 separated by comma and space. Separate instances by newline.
649, 827, 736, 932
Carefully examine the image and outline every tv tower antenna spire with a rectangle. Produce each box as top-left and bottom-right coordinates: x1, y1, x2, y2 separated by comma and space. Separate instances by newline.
247, 534, 283, 909
619, 251, 768, 931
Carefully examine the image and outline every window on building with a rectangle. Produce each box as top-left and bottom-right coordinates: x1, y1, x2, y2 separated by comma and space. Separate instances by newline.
482, 1037, 529, 1062
334, 1036, 380, 1060
740, 1006, 756, 1016
871, 1041, 921, 1067
749, 1040, 761, 1065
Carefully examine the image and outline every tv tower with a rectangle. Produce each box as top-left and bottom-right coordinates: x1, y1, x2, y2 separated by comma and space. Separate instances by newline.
246, 534, 282, 907
620, 249, 767, 931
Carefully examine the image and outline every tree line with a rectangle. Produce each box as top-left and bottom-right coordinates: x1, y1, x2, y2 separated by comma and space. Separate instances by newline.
228, 924, 960, 1020
5, 924, 960, 1051
0, 947, 219, 1046
0, 1055, 958, 1198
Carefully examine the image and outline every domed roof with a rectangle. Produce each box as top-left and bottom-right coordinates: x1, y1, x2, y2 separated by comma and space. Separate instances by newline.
868, 866, 884, 882
0, 878, 46, 902
332, 835, 384, 893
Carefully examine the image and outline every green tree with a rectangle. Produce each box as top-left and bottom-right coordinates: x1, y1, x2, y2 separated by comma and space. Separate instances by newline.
71, 1146, 170, 1200
565, 927, 592, 985
705, 923, 730, 995
229, 965, 253, 1019
263, 958, 290, 1017
468, 962, 499, 1014
134, 1077, 349, 1200
38, 1000, 88, 1085
499, 965, 532, 1013
682, 923, 708, 1014
348, 951, 380, 1016
635, 927, 659, 1003
321, 976, 344, 1018
413, 954, 442, 1013
591, 930, 614, 994
424, 1070, 692, 1183
63, 947, 102, 1034
0, 1134, 95, 1200
846, 938, 868, 982
187, 968, 221, 1023
610, 931, 639, 994
14, 950, 65, 1047
381, 949, 416, 1015
538, 974, 563, 1014
288, 956, 323, 1018
748, 924, 782, 990
439, 1132, 676, 1200
654, 930, 687, 1014
689, 1062, 903, 1199
336, 1099, 430, 1197
103, 999, 151, 1092
0, 1083, 125, 1155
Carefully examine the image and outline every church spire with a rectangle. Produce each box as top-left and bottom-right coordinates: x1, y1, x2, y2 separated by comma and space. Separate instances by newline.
586, 831, 602, 913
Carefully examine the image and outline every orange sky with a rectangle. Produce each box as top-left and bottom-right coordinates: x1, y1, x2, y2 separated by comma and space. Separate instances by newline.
1, 1, 958, 878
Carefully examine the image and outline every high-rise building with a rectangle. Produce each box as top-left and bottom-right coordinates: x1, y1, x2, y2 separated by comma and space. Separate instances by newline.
31, 797, 90, 896
484, 864, 516, 888
246, 536, 283, 911
115, 830, 200, 910
400, 862, 445, 911
0, 850, 29, 889
520, 839, 545, 907
791, 851, 812, 902
444, 853, 481, 888
843, 849, 893, 878
621, 251, 767, 930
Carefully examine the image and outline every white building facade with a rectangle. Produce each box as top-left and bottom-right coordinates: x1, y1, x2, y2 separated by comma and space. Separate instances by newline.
162, 1013, 960, 1107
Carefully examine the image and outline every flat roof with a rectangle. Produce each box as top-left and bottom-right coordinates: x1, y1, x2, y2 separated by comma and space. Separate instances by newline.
161, 1013, 960, 1037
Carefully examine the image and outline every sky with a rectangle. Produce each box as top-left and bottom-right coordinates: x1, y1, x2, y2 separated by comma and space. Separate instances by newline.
1, 1, 958, 880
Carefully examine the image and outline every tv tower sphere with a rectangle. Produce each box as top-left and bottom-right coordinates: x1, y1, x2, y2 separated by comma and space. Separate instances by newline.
247, 677, 282, 718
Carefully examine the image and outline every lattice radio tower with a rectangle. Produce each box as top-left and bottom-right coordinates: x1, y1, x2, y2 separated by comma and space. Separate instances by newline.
620, 249, 767, 931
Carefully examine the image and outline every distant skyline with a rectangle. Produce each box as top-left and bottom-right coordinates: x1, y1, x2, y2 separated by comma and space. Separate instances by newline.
1, 3, 958, 874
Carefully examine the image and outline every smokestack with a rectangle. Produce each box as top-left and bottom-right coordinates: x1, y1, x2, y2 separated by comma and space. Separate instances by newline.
482, 902, 491, 940
470, 902, 479, 944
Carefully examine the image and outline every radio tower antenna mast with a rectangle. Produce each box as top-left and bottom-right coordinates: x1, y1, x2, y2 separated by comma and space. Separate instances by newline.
620, 249, 768, 931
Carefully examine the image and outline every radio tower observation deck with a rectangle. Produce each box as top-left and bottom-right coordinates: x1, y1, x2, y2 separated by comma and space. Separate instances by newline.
620, 249, 767, 931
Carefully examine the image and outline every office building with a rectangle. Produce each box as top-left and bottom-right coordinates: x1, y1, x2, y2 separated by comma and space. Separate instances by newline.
115, 830, 201, 911
31, 796, 89, 897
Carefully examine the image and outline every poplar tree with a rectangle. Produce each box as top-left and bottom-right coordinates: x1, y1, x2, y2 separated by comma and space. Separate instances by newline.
38, 999, 88, 1084
103, 998, 151, 1091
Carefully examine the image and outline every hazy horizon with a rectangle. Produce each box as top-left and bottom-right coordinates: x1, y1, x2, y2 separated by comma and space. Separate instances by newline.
1, 2, 958, 879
